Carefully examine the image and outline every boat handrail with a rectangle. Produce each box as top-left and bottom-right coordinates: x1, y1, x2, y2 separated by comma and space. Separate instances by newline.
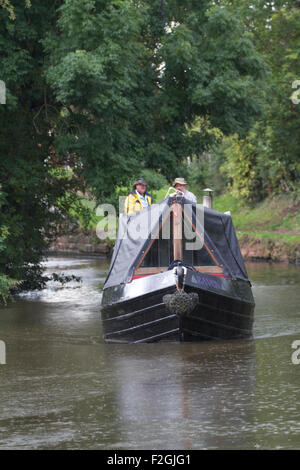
164, 187, 184, 199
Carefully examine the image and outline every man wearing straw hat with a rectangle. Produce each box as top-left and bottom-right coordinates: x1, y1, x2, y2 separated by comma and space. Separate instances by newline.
173, 177, 197, 203
124, 178, 152, 214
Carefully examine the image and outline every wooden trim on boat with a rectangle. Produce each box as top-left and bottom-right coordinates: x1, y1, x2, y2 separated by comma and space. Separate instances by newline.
195, 266, 223, 273
172, 202, 182, 260
135, 266, 224, 275
135, 267, 168, 275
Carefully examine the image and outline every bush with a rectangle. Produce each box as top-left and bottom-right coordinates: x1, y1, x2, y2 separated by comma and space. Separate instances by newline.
0, 274, 19, 305
220, 134, 263, 202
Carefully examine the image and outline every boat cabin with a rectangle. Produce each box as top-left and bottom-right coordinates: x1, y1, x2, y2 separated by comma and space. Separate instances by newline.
103, 197, 248, 291
134, 202, 223, 280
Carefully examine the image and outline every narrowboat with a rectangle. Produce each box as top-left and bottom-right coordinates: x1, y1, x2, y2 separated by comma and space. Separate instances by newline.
100, 194, 255, 343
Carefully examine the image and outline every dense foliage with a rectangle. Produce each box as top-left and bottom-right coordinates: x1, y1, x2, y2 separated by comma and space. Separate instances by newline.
213, 1, 300, 199
43, 0, 266, 200
0, 1, 85, 288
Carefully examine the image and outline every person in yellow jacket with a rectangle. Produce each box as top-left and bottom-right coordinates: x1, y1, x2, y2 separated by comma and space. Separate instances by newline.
124, 178, 152, 215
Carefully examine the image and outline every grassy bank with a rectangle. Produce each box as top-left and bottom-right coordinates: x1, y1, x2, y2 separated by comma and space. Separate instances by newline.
213, 193, 300, 263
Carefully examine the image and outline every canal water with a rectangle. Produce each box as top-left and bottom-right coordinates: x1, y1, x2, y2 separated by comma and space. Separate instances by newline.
0, 256, 299, 449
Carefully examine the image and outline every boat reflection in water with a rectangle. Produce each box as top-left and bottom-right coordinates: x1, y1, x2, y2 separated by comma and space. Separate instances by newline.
101, 195, 255, 343
103, 340, 256, 449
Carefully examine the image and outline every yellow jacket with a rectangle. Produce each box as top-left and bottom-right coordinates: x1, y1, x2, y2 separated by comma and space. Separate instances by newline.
124, 191, 152, 215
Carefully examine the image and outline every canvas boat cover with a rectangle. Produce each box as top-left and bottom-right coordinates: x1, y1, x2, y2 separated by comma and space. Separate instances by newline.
103, 197, 249, 289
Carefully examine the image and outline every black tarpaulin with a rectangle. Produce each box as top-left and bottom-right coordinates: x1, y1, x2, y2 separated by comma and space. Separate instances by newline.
103, 197, 248, 289
202, 207, 248, 281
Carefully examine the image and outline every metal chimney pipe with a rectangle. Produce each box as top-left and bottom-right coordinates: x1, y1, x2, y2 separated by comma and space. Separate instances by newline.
202, 188, 214, 209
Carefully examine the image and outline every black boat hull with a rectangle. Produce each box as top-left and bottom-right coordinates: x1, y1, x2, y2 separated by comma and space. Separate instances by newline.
101, 270, 255, 343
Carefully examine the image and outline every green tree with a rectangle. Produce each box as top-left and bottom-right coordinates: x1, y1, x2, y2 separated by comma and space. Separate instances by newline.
219, 1, 300, 199
0, 0, 31, 20
220, 132, 263, 201
44, 0, 267, 201
263, 8, 300, 193
0, 1, 83, 288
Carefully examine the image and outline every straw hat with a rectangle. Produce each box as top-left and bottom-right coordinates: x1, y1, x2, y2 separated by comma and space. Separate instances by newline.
173, 177, 188, 186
